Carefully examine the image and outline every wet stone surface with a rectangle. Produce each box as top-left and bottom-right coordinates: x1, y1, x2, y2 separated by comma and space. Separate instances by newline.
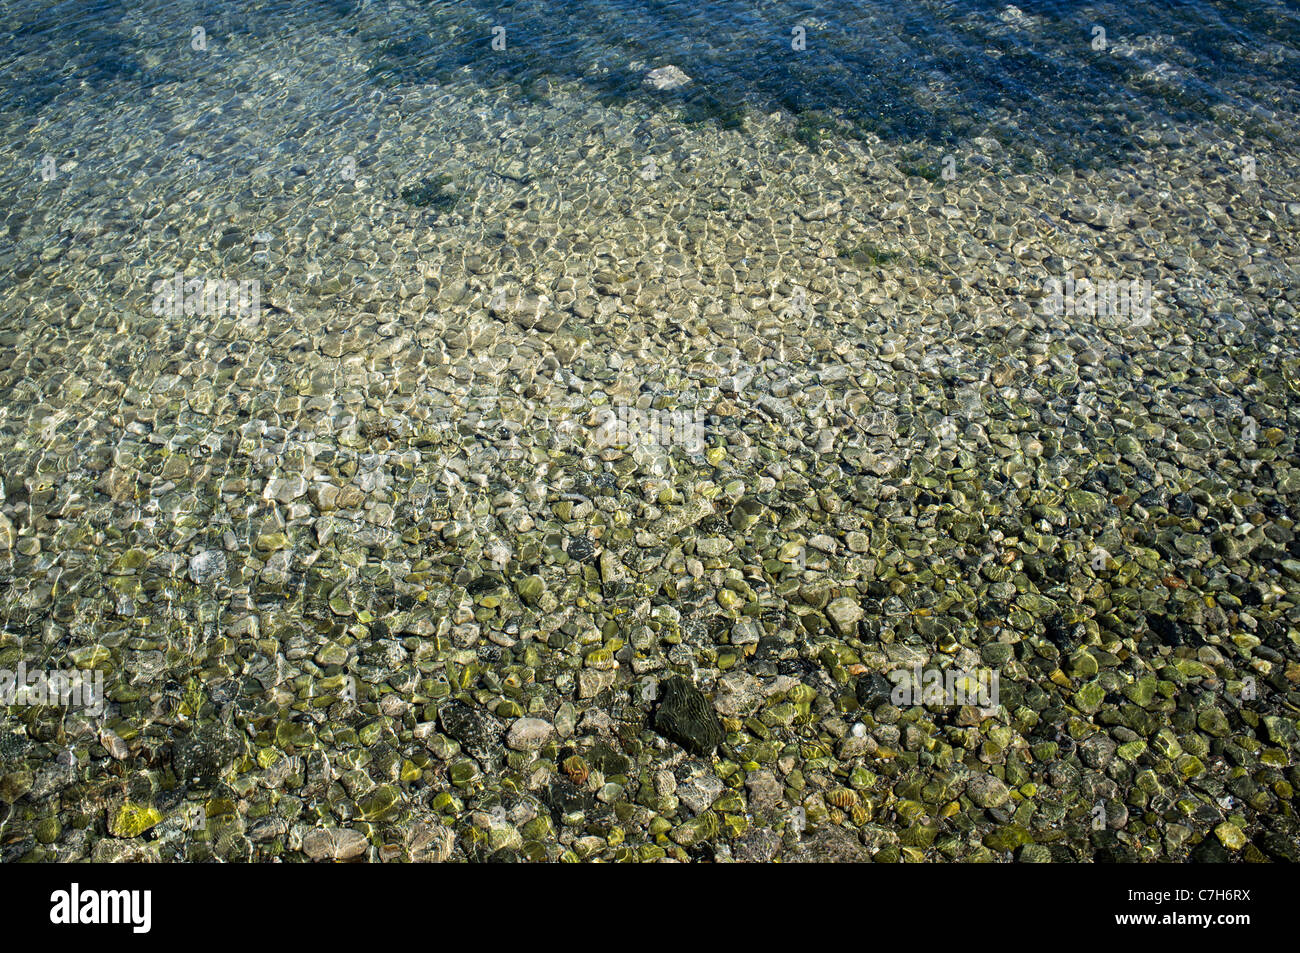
654, 676, 726, 757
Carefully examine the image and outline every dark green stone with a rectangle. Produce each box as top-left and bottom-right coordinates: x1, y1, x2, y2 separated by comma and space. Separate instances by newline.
654, 676, 724, 756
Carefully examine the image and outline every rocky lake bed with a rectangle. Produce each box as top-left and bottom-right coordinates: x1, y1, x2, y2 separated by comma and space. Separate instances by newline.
1, 0, 1298, 863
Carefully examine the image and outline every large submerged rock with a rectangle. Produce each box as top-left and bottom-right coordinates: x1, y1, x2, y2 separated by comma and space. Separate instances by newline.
654, 676, 724, 756
439, 703, 504, 762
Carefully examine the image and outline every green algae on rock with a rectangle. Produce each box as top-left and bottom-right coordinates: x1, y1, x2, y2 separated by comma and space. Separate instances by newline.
654, 676, 725, 756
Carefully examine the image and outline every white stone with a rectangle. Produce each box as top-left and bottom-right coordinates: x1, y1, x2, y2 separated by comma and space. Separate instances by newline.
188, 550, 227, 585
506, 717, 554, 751
826, 597, 864, 636
643, 65, 692, 91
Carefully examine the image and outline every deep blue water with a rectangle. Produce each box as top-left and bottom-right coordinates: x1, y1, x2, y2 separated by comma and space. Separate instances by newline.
3, 0, 1299, 168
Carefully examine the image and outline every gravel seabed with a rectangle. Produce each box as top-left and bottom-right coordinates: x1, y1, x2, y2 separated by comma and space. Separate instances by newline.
1, 6, 1299, 862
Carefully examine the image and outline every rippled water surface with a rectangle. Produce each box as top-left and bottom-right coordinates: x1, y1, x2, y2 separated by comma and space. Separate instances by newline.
1, 0, 1298, 864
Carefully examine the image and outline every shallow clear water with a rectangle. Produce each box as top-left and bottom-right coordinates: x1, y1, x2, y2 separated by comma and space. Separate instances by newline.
1, 0, 1298, 863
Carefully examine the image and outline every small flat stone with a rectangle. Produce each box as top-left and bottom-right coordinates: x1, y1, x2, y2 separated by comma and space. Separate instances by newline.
786, 826, 870, 863
264, 475, 307, 503
643, 65, 692, 91
506, 717, 554, 751
678, 773, 725, 814
188, 549, 227, 585
302, 827, 369, 861
826, 597, 864, 636
966, 774, 1011, 809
